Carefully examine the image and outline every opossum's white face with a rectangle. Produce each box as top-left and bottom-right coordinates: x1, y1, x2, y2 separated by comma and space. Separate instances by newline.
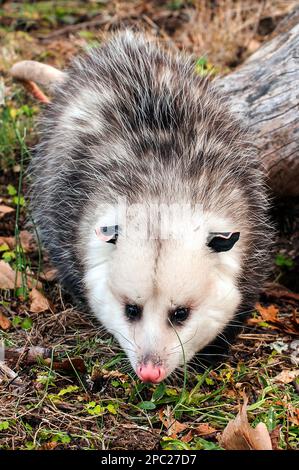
83, 203, 243, 383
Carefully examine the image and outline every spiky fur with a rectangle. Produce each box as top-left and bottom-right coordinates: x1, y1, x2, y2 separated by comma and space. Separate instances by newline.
30, 30, 272, 377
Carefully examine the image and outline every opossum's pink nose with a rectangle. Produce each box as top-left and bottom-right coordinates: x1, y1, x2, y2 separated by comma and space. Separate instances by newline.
137, 362, 166, 383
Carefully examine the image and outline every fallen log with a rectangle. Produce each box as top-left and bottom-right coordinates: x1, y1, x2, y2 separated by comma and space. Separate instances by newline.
215, 20, 299, 197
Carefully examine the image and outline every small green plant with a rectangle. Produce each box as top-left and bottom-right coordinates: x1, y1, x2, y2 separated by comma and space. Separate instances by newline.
0, 104, 35, 169
0, 421, 10, 431
195, 56, 225, 77
38, 429, 71, 445
161, 437, 191, 450
167, 0, 184, 10
36, 371, 57, 387
275, 253, 294, 268
48, 385, 80, 402
12, 316, 33, 330
8, 125, 32, 299
85, 400, 119, 416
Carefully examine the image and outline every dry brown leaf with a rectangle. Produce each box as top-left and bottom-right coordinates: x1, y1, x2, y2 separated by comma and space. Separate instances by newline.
158, 407, 188, 437
0, 260, 19, 289
0, 205, 15, 218
247, 317, 279, 327
169, 420, 188, 439
101, 369, 128, 380
195, 423, 217, 436
273, 369, 299, 384
270, 426, 281, 450
40, 442, 58, 450
0, 311, 11, 330
0, 231, 35, 253
289, 409, 299, 426
255, 303, 279, 322
29, 288, 51, 313
248, 304, 299, 336
0, 260, 42, 290
181, 430, 193, 443
219, 396, 272, 450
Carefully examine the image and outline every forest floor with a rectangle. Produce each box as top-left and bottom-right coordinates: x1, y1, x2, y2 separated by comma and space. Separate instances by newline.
0, 0, 298, 450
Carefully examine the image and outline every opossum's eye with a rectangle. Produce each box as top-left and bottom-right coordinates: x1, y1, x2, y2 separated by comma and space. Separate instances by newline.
125, 304, 142, 321
96, 225, 119, 244
208, 232, 240, 253
169, 307, 190, 325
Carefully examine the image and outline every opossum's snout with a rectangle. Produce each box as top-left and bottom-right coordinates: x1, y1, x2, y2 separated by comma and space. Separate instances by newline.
137, 359, 166, 383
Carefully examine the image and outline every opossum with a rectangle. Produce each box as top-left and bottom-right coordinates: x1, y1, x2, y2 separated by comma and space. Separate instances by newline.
24, 31, 272, 383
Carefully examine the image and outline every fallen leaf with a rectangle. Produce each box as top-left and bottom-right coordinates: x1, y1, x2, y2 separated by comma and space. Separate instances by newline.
0, 311, 11, 330
169, 420, 188, 439
101, 369, 128, 380
255, 303, 279, 322
195, 423, 217, 436
0, 231, 35, 253
249, 303, 299, 336
219, 396, 272, 450
181, 430, 193, 443
0, 260, 42, 290
159, 407, 188, 437
0, 205, 15, 218
273, 369, 299, 384
40, 442, 58, 450
289, 409, 299, 426
0, 260, 19, 289
29, 288, 51, 313
270, 426, 281, 450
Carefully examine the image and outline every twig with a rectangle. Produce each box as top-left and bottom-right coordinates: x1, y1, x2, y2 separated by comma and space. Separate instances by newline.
38, 14, 112, 41
0, 361, 23, 386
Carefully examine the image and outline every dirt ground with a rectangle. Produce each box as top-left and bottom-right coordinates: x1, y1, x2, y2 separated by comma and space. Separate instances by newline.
0, 0, 298, 450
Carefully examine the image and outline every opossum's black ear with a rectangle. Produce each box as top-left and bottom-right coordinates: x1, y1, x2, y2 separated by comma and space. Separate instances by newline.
95, 225, 119, 245
208, 232, 240, 252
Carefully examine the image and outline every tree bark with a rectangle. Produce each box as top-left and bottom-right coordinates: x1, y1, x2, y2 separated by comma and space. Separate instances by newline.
216, 21, 299, 197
